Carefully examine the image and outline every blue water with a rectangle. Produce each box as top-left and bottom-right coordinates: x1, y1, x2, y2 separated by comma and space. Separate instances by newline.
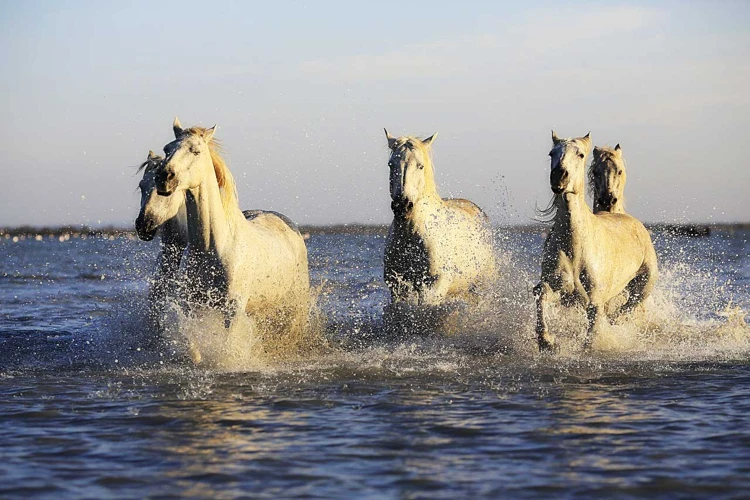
0, 229, 749, 498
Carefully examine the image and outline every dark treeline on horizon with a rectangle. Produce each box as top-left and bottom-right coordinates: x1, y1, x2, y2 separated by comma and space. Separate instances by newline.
2, 223, 749, 240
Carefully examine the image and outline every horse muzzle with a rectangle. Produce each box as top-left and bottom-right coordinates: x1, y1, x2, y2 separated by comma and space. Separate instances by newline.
391, 198, 414, 216
550, 169, 568, 194
597, 194, 617, 211
135, 214, 157, 241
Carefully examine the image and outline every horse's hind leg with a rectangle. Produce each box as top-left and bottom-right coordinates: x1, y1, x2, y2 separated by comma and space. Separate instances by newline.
534, 282, 557, 352
585, 303, 607, 350
618, 265, 656, 318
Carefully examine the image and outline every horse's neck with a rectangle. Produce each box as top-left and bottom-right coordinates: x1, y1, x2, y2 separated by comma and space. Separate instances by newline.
185, 174, 243, 253
553, 191, 594, 248
162, 205, 188, 248
411, 172, 441, 212
421, 164, 440, 199
394, 194, 446, 240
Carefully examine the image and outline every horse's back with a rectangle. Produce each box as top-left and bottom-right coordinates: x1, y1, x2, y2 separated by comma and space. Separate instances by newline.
594, 212, 652, 247
443, 198, 488, 222
243, 209, 301, 236
238, 210, 310, 303
592, 211, 658, 285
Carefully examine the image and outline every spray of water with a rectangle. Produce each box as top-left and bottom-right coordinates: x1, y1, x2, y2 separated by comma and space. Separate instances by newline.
82, 228, 749, 377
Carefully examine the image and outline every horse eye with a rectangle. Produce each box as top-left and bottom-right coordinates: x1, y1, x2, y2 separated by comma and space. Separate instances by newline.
418, 163, 424, 170
578, 153, 585, 159
190, 147, 200, 155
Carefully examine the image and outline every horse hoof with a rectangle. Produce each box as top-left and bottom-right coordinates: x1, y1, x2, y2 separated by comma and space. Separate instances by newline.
538, 337, 558, 353
189, 344, 202, 365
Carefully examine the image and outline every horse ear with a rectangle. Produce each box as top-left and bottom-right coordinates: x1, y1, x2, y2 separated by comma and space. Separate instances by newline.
581, 132, 592, 147
614, 143, 622, 153
148, 150, 156, 160
422, 133, 438, 147
552, 130, 561, 145
173, 117, 183, 138
203, 125, 217, 142
384, 128, 397, 149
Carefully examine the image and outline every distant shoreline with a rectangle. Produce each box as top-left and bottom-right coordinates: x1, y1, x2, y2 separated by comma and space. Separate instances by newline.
1, 222, 748, 240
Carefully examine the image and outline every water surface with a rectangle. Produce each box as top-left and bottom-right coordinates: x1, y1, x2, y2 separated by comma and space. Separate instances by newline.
0, 229, 748, 498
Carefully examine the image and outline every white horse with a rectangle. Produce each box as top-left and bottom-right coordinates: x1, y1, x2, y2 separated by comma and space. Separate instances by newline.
135, 151, 188, 317
534, 132, 658, 351
589, 144, 626, 214
154, 118, 310, 332
383, 130, 496, 308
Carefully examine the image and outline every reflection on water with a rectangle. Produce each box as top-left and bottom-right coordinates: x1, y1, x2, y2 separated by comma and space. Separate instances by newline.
0, 230, 748, 496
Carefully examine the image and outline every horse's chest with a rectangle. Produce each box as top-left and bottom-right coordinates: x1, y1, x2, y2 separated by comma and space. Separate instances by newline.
183, 250, 230, 305
558, 252, 578, 289
384, 223, 435, 291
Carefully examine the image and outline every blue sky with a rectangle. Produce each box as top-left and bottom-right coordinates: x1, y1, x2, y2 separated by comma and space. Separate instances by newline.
1, 1, 748, 226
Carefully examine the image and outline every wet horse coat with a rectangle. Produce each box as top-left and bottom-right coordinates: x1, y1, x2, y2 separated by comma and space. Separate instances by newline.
383, 130, 495, 307
534, 132, 658, 351
154, 119, 310, 332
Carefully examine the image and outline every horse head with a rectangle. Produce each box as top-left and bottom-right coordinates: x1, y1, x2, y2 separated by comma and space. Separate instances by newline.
135, 150, 184, 241
156, 117, 217, 197
384, 129, 438, 214
549, 131, 592, 196
590, 144, 626, 213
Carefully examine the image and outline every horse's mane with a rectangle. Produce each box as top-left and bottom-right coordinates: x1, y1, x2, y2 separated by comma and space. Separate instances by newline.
136, 154, 163, 173
534, 195, 559, 223
184, 127, 238, 213
392, 136, 433, 159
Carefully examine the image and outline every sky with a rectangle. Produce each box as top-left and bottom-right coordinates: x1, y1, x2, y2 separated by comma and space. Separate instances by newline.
0, 0, 748, 227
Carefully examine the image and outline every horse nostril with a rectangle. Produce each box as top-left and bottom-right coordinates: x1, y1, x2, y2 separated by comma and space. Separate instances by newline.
166, 171, 175, 181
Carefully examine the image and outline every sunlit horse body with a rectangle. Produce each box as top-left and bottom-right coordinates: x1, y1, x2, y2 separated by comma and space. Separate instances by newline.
383, 130, 496, 309
534, 132, 657, 351
153, 118, 310, 334
135, 151, 188, 317
589, 144, 627, 214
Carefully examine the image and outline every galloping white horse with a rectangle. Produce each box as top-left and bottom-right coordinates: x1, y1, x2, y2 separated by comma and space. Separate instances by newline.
383, 130, 495, 307
589, 144, 627, 214
534, 132, 657, 351
134, 151, 188, 316
154, 118, 310, 331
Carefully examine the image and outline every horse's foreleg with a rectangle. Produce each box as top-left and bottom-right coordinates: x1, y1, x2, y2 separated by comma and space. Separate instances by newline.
534, 282, 556, 352
223, 297, 241, 330
420, 275, 449, 306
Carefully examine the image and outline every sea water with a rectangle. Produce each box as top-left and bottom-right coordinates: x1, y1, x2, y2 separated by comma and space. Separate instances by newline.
0, 228, 748, 498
